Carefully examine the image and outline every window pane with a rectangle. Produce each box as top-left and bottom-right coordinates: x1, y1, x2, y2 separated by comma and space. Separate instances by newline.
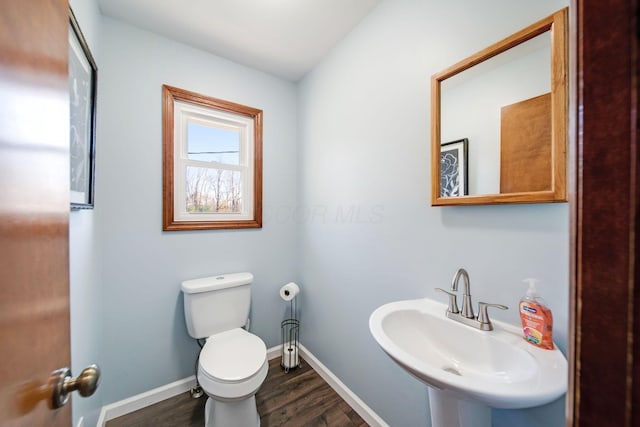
187, 122, 240, 165
185, 166, 242, 213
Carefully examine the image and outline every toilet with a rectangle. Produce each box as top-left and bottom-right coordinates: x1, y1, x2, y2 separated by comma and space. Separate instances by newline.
181, 272, 268, 427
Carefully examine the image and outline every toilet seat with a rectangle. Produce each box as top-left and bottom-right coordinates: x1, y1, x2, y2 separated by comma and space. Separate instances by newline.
198, 328, 268, 400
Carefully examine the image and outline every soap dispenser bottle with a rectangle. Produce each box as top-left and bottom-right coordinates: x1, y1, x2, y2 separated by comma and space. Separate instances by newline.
519, 278, 554, 350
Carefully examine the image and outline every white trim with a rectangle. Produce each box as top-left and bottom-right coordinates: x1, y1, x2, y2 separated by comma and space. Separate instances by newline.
172, 100, 255, 223
266, 344, 283, 361
97, 376, 196, 427
298, 344, 390, 427
96, 343, 387, 427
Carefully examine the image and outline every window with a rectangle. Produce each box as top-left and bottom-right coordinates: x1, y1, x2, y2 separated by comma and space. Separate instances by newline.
162, 85, 262, 230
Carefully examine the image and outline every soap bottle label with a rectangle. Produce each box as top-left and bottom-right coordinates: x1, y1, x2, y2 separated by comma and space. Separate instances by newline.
519, 301, 554, 349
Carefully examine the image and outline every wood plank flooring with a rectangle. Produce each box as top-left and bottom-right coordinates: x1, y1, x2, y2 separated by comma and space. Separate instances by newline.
106, 357, 368, 427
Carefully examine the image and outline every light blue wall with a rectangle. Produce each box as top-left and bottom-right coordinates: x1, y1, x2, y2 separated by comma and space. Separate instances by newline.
297, 1, 569, 426
68, 0, 105, 426
94, 17, 298, 405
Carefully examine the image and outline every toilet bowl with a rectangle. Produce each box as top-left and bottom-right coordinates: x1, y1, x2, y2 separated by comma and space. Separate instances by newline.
198, 328, 268, 427
181, 273, 267, 427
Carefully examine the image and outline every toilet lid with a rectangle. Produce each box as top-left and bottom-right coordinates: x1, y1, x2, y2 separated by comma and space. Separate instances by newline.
200, 328, 266, 382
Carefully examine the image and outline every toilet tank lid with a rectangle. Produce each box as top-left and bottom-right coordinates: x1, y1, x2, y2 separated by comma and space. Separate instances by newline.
181, 272, 253, 294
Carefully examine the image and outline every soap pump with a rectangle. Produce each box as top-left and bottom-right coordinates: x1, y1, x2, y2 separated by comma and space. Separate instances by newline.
519, 278, 554, 350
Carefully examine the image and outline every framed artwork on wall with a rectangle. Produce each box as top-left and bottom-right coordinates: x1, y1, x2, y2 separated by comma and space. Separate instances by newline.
440, 138, 468, 197
69, 7, 97, 209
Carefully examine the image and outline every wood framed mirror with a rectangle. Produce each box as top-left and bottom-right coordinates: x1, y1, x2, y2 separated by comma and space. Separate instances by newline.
431, 8, 568, 206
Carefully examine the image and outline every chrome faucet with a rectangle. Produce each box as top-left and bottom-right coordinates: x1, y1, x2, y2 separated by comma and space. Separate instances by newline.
436, 268, 508, 331
451, 268, 474, 319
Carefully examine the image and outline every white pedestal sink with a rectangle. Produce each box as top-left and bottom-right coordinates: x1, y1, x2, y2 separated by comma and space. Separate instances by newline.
369, 298, 567, 427
428, 388, 491, 427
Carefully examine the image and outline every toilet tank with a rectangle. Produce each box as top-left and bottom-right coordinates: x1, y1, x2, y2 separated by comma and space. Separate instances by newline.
181, 272, 253, 339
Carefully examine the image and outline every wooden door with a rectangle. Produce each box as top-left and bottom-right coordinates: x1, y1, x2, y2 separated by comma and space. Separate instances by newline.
0, 0, 72, 426
500, 93, 552, 193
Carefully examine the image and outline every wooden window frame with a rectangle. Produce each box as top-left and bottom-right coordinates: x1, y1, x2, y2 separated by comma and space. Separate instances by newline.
162, 85, 262, 231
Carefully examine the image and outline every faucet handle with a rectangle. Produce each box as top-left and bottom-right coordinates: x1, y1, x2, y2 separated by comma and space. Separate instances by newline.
477, 302, 508, 330
435, 288, 460, 314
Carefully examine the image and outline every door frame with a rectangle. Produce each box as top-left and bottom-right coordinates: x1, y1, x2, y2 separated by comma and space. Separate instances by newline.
569, 0, 639, 425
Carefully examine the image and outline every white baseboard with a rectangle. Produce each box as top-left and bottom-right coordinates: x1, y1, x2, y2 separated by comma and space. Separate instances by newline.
298, 344, 389, 427
266, 343, 282, 361
96, 343, 387, 427
96, 375, 197, 427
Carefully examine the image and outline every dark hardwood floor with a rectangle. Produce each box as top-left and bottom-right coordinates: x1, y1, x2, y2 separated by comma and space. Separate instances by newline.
106, 357, 369, 427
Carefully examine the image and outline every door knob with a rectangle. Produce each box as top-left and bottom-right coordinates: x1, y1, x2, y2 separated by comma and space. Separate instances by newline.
50, 364, 100, 409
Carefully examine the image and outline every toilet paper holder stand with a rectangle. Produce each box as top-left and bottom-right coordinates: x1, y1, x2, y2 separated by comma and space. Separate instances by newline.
281, 297, 300, 372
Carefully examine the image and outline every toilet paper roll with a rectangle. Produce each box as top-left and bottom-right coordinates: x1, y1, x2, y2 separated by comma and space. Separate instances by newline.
282, 344, 299, 369
279, 282, 300, 301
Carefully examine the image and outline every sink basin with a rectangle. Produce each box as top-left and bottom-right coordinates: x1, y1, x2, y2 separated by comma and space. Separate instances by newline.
369, 298, 567, 409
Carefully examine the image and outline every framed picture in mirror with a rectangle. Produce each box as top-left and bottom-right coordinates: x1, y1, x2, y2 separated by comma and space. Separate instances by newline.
440, 138, 468, 197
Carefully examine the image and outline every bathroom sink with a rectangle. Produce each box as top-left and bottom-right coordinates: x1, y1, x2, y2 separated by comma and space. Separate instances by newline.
369, 298, 567, 409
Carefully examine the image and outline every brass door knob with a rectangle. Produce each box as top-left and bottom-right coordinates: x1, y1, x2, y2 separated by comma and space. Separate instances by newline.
50, 364, 100, 409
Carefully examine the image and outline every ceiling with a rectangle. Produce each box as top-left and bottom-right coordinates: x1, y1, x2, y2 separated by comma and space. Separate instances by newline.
97, 0, 382, 82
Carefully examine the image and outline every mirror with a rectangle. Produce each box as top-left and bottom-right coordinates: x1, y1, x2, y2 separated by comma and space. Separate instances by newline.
431, 8, 568, 206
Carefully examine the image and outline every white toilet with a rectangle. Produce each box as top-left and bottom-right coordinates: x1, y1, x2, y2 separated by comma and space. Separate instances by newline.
181, 272, 268, 427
